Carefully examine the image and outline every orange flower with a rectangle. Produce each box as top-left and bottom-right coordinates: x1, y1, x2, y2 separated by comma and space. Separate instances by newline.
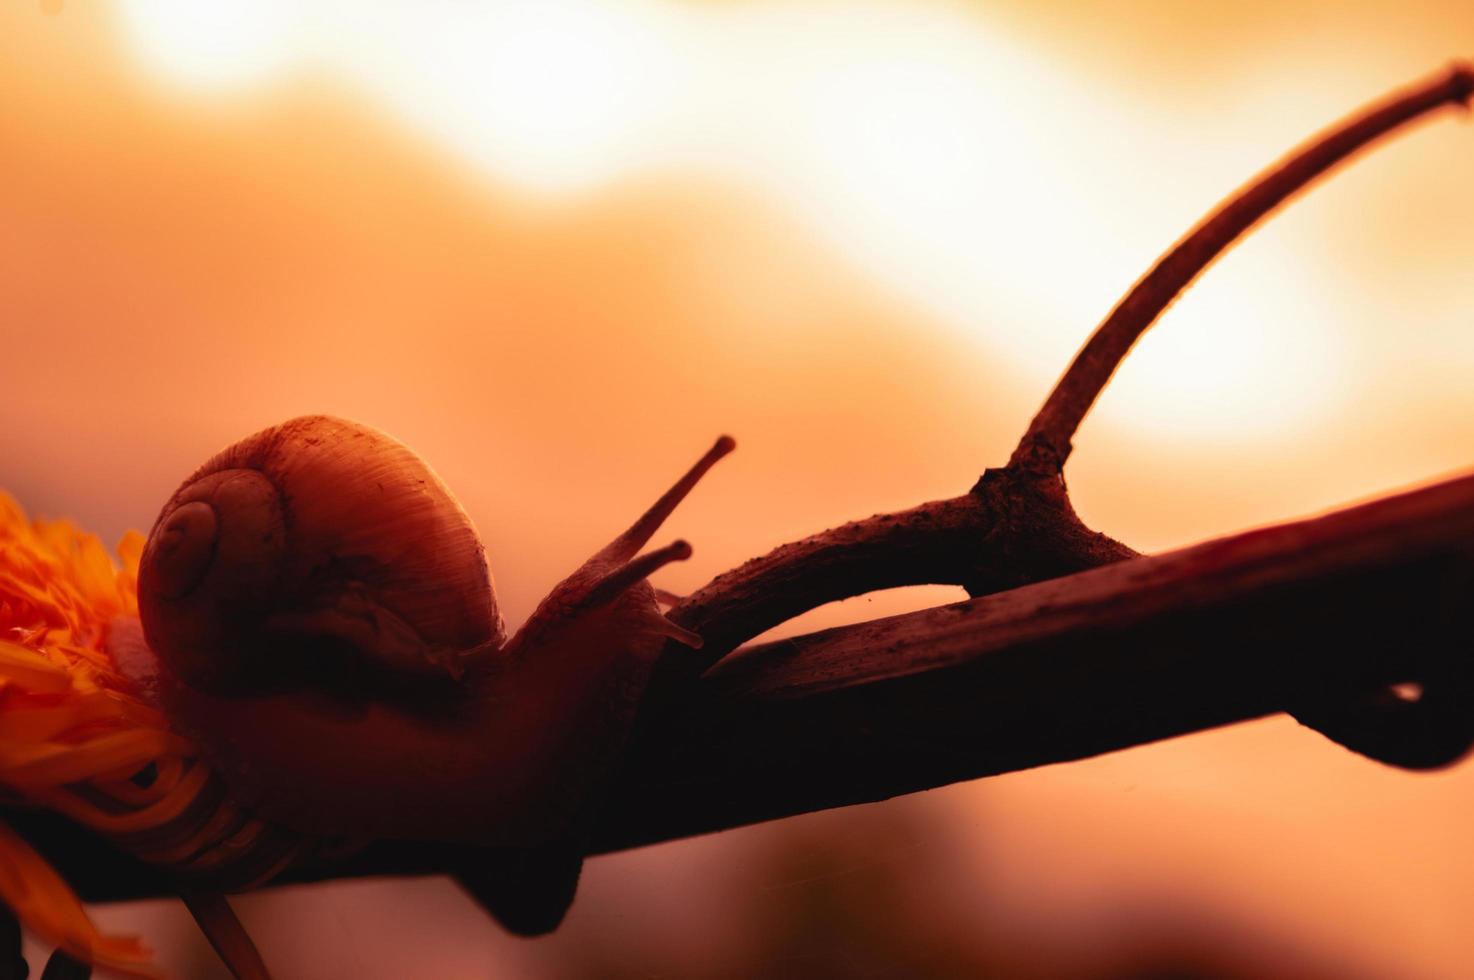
0, 491, 180, 978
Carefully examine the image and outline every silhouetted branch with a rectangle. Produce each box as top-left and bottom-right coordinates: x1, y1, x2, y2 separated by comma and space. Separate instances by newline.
661, 64, 1474, 685
9, 469, 1474, 900
7, 61, 1473, 931
1010, 61, 1474, 475
667, 474, 1138, 678
599, 471, 1474, 850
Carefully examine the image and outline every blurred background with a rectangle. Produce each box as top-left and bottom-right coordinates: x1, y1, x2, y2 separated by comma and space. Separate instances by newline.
3, 1, 1473, 976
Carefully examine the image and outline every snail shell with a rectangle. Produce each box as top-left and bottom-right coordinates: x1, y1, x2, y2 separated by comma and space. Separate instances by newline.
138, 415, 505, 695
130, 415, 725, 845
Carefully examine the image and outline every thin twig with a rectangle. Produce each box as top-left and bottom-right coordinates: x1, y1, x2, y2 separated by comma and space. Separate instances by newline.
180, 892, 274, 980
1010, 61, 1474, 475
664, 473, 1136, 678
661, 63, 1474, 683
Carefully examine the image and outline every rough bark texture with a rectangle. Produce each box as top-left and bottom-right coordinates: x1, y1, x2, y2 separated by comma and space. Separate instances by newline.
664, 468, 1138, 680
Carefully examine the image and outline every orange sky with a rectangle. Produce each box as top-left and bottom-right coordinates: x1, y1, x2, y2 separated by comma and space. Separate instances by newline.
2, 2, 1473, 977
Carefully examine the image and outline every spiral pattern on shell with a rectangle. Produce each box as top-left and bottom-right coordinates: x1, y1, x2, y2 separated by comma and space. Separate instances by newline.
138, 415, 506, 695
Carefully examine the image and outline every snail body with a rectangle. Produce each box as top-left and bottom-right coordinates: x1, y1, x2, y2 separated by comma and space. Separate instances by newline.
121, 415, 731, 924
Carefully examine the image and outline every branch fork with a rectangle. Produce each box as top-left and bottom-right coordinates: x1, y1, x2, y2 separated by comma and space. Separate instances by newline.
651, 61, 1474, 770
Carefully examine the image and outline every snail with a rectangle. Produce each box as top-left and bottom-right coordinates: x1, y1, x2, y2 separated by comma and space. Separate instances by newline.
110, 414, 734, 934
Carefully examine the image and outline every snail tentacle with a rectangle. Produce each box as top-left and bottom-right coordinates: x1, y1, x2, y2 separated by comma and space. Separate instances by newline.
127, 417, 735, 937
583, 540, 693, 609
599, 435, 735, 562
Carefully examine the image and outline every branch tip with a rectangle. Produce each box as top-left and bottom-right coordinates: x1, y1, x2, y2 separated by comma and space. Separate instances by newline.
1448, 61, 1473, 104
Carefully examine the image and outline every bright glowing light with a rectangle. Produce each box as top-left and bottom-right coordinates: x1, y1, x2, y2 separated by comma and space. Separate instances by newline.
114, 0, 302, 92
1097, 232, 1346, 443
327, 1, 681, 193
111, 0, 1348, 441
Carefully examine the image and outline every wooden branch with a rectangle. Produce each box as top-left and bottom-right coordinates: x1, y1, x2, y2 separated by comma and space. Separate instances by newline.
598, 470, 1474, 851
7, 63, 1471, 936
666, 62, 1474, 683
11, 469, 1474, 902
666, 473, 1137, 679
1010, 61, 1474, 475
